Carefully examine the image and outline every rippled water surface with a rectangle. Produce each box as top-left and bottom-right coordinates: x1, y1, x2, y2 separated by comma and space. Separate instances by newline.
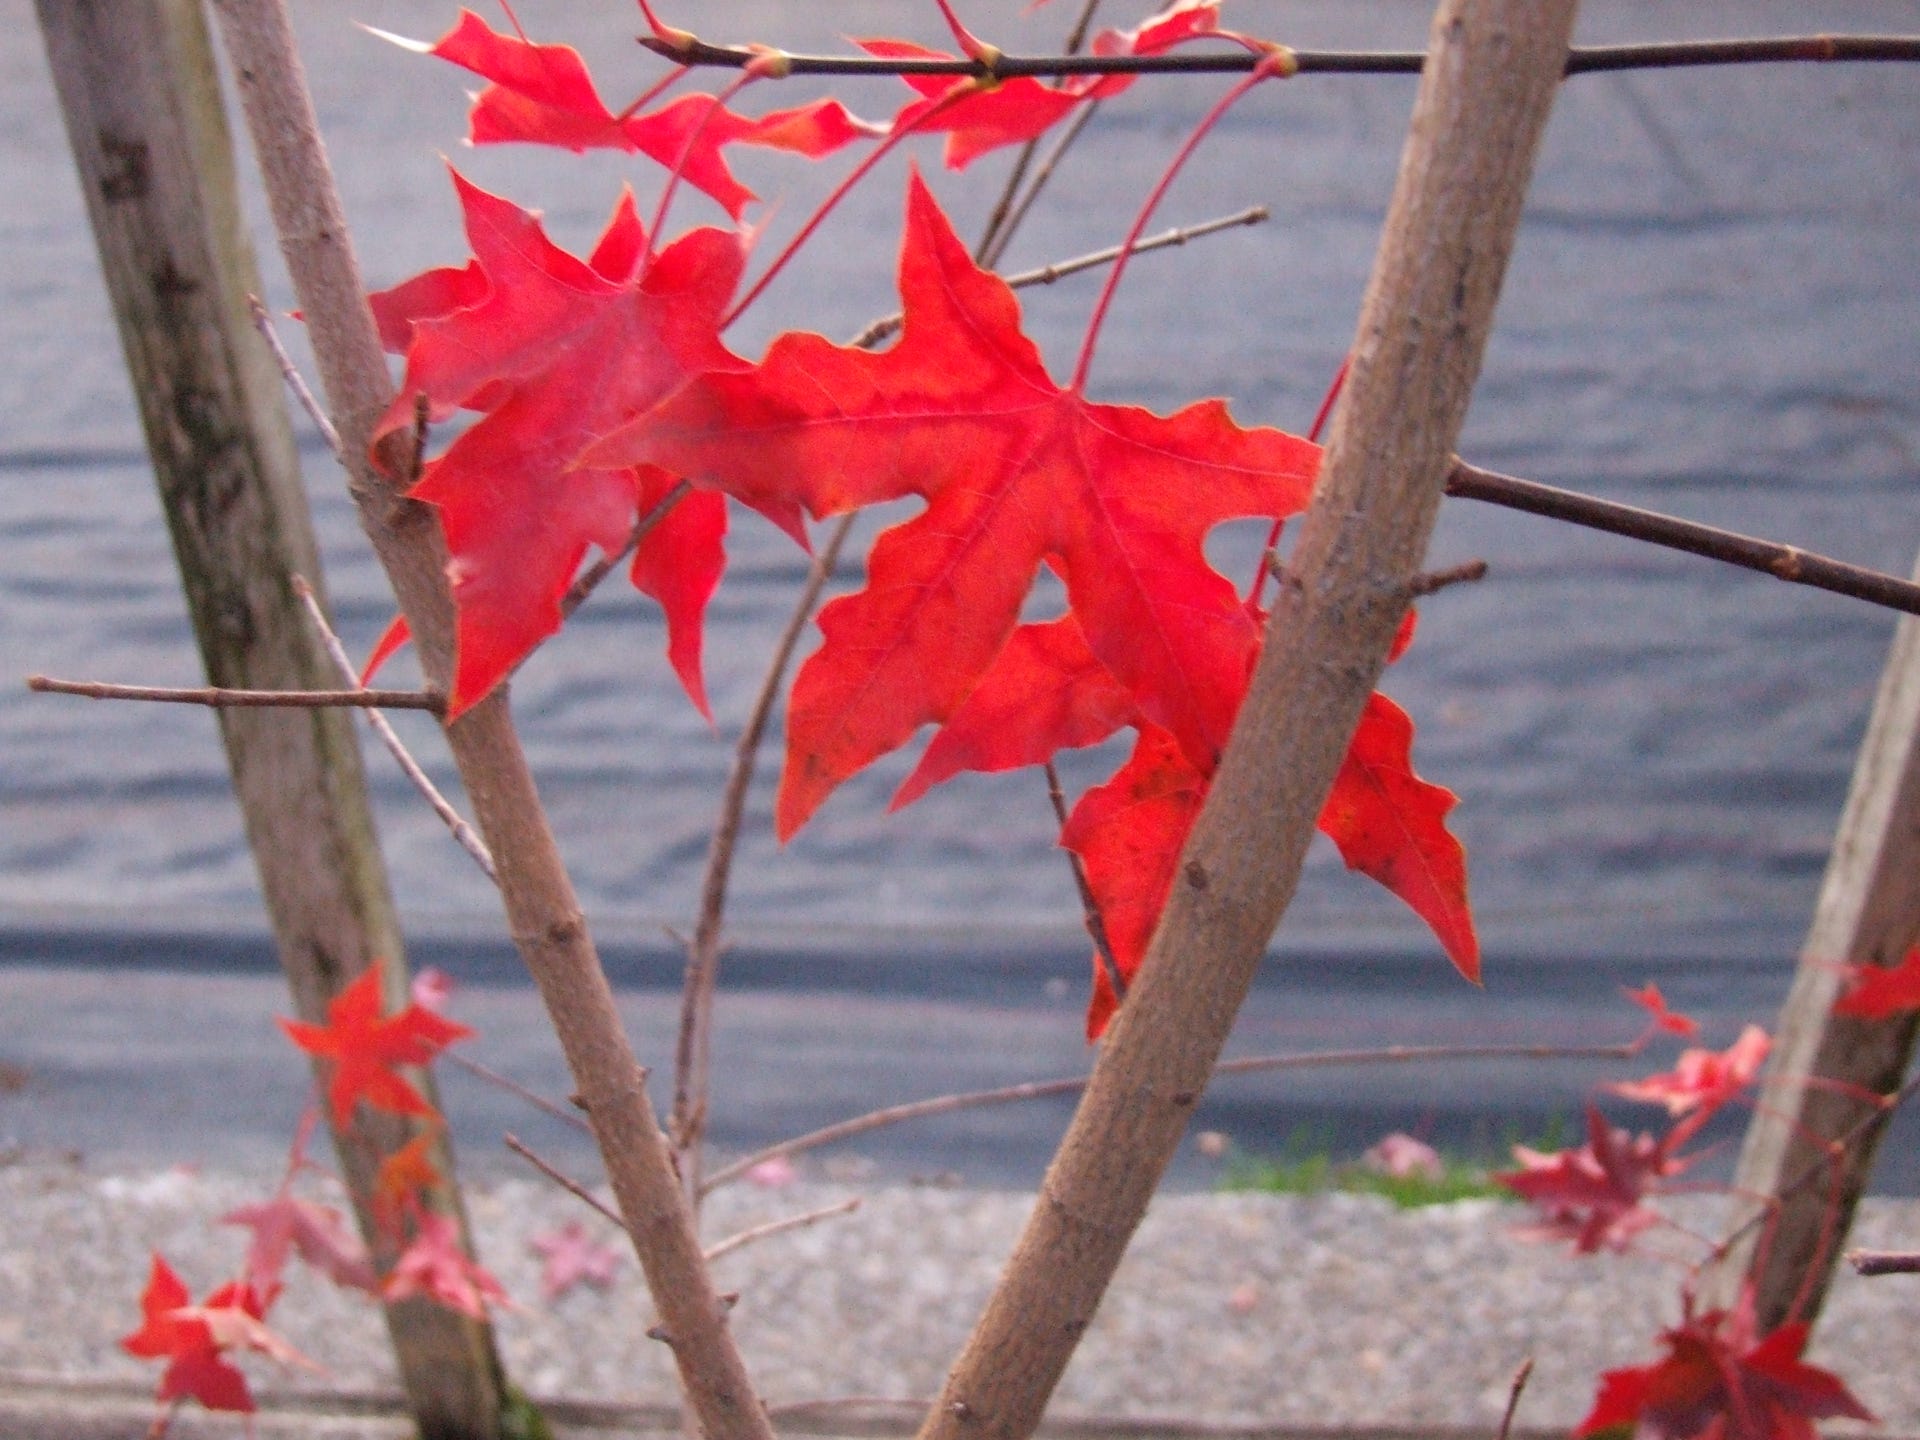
3, 0, 1917, 986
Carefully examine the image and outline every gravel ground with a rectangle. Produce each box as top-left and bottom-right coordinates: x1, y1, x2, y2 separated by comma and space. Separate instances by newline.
4, 1155, 1916, 1435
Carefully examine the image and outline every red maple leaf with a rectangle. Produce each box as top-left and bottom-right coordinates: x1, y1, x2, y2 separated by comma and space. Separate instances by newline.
368, 171, 796, 716
894, 606, 1475, 1033
385, 1211, 511, 1320
1497, 1104, 1686, 1254
1578, 1285, 1875, 1440
591, 168, 1321, 836
856, 38, 1084, 169
279, 965, 472, 1128
374, 11, 877, 219
1834, 946, 1920, 1019
121, 1255, 300, 1416
1608, 1025, 1770, 1144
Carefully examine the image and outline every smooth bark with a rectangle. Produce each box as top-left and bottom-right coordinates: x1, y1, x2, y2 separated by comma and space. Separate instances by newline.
917, 6, 1578, 1440
206, 5, 773, 1437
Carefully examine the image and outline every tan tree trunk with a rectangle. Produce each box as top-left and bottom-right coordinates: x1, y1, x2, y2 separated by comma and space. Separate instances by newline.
918, 6, 1578, 1438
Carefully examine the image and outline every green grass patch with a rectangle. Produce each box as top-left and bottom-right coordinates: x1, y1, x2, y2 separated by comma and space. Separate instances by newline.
1216, 1117, 1570, 1209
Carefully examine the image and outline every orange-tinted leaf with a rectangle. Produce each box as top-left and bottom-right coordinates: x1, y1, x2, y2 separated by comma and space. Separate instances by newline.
279, 966, 472, 1128
1834, 946, 1920, 1019
1625, 982, 1701, 1038
374, 1132, 445, 1231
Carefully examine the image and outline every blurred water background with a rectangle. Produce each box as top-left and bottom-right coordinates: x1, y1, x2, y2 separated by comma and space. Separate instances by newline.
2, 1, 1917, 1188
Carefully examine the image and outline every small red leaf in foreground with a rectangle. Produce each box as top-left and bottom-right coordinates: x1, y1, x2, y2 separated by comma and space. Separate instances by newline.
385, 1212, 511, 1319
122, 1255, 283, 1416
1498, 1105, 1684, 1254
1834, 946, 1920, 1019
279, 966, 472, 1128
1625, 982, 1701, 1038
1577, 1286, 1874, 1440
1608, 1025, 1769, 1144
530, 1220, 622, 1301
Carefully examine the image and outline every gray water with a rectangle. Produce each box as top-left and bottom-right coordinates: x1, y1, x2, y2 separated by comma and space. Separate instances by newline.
3, 3, 1919, 1181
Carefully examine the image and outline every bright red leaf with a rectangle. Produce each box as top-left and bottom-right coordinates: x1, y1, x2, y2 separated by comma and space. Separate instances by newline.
1497, 1104, 1686, 1254
591, 168, 1321, 835
1578, 1285, 1874, 1440
1834, 946, 1920, 1019
374, 11, 876, 219
279, 965, 472, 1128
121, 1255, 294, 1416
894, 602, 1475, 1031
368, 172, 793, 715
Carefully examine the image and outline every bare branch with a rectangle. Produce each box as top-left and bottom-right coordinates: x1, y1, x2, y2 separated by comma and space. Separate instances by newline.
247, 294, 342, 461
1409, 558, 1490, 597
982, 104, 1101, 271
702, 1035, 1639, 1196
559, 479, 694, 622
505, 1133, 623, 1227
704, 1197, 863, 1265
1848, 1249, 1920, 1277
671, 514, 857, 1183
1447, 461, 1920, 618
444, 1051, 590, 1133
849, 207, 1267, 351
26, 675, 440, 711
293, 577, 497, 884
643, 33, 1920, 80
1496, 1359, 1535, 1440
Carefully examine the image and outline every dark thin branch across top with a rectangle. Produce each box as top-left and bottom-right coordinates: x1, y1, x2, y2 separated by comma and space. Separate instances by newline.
643, 34, 1920, 81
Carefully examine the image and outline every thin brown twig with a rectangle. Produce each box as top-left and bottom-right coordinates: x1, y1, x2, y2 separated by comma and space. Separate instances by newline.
701, 1036, 1640, 1196
1409, 558, 1490, 597
1045, 761, 1124, 1000
247, 294, 342, 460
292, 576, 498, 883
703, 1197, 863, 1265
445, 1051, 590, 1133
505, 1133, 623, 1227
1711, 1072, 1920, 1262
1848, 1249, 1920, 1276
1496, 1358, 1534, 1440
670, 514, 857, 1184
1446, 461, 1920, 618
559, 479, 695, 622
25, 675, 441, 711
849, 207, 1268, 349
983, 103, 1102, 270
406, 393, 430, 487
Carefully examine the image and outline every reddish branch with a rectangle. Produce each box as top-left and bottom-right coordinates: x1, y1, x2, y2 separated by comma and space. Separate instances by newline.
1849, 1249, 1920, 1276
